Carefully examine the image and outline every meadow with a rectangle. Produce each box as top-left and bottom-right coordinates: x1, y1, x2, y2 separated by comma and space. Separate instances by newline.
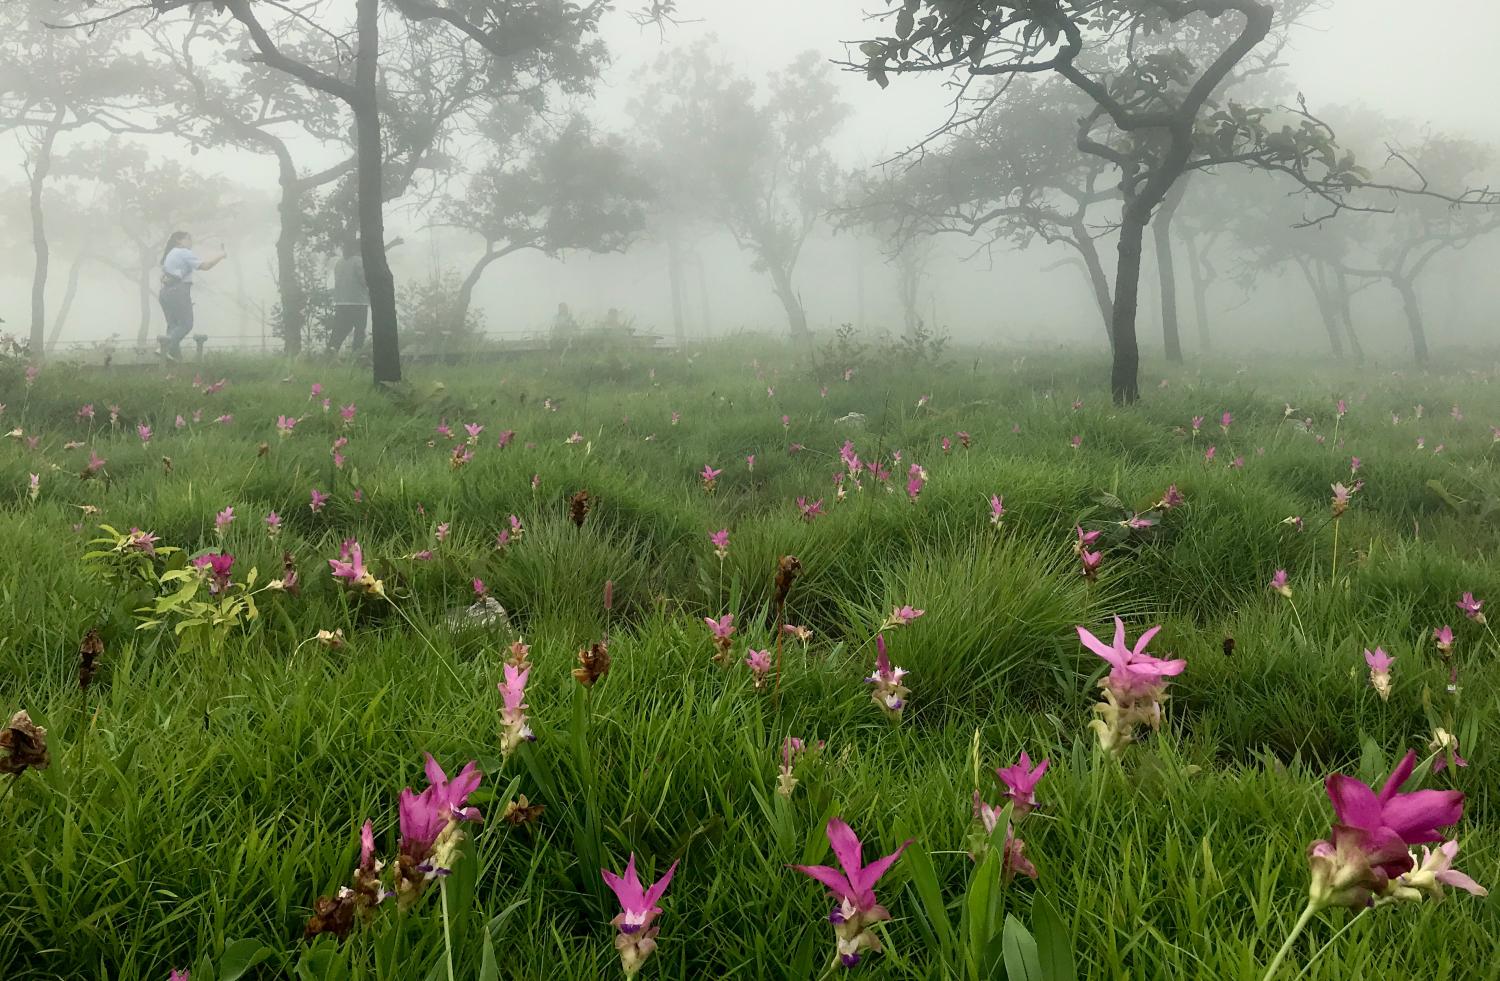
1, 335, 1497, 981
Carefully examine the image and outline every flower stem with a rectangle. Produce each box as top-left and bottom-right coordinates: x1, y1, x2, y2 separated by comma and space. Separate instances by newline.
1260, 901, 1319, 981
440, 878, 455, 981
1329, 518, 1341, 585
1290, 907, 1367, 981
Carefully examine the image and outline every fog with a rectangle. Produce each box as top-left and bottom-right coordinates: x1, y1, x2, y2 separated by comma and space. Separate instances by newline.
3, 0, 1498, 367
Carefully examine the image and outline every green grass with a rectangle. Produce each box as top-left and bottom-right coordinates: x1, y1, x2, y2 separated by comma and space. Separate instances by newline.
1, 338, 1498, 980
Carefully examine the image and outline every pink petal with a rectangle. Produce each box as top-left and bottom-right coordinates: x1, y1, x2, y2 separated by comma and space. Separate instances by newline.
1326, 774, 1384, 830
1381, 790, 1464, 843
1436, 868, 1488, 896
642, 859, 679, 909
791, 863, 855, 900
1378, 751, 1418, 802
825, 818, 864, 880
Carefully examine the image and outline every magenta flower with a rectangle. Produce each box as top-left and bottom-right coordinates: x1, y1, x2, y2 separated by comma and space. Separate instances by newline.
464, 422, 484, 443
77, 403, 94, 421
602, 853, 679, 975
340, 404, 357, 425
746, 454, 756, 471
705, 614, 734, 641
495, 429, 515, 449
395, 756, 482, 907
709, 529, 730, 559
1075, 526, 1101, 553
215, 506, 235, 535
435, 419, 453, 440
1308, 750, 1464, 909
1159, 484, 1184, 509
310, 382, 322, 399
309, 488, 330, 513
792, 818, 912, 969
1079, 548, 1103, 581
1203, 445, 1216, 463
1456, 593, 1485, 623
1433, 625, 1454, 653
1364, 648, 1393, 701
137, 423, 152, 443
192, 552, 235, 595
263, 512, 282, 537
989, 494, 1005, 527
169, 971, 190, 981
126, 527, 159, 555
700, 464, 723, 490
971, 795, 1038, 881
797, 497, 824, 521
995, 751, 1049, 818
328, 541, 384, 597
1429, 729, 1468, 774
1078, 618, 1184, 756
866, 635, 910, 720
941, 435, 952, 454
885, 605, 924, 628
1270, 569, 1292, 598
1220, 411, 1232, 432
84, 450, 106, 476
744, 649, 772, 689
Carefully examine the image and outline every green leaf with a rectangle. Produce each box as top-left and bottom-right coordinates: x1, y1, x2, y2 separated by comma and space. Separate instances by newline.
1031, 894, 1077, 981
905, 845, 957, 957
479, 931, 499, 981
219, 938, 273, 981
1002, 915, 1042, 981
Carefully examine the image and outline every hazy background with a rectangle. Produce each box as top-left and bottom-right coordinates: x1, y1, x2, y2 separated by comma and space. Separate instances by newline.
3, 0, 1498, 357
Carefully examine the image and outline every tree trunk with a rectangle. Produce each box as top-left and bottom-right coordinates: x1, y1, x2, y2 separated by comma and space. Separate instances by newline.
46, 251, 86, 353
455, 245, 500, 329
1109, 212, 1147, 405
1393, 276, 1428, 364
1334, 268, 1363, 362
767, 262, 808, 337
276, 162, 306, 355
666, 233, 686, 347
355, 0, 400, 383
28, 110, 65, 359
1297, 258, 1343, 358
1153, 180, 1186, 363
1069, 220, 1114, 349
1183, 232, 1211, 353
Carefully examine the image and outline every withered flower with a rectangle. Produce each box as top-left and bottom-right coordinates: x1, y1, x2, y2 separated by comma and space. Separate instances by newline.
572, 640, 611, 687
304, 888, 357, 941
568, 490, 592, 528
774, 555, 802, 609
501, 795, 545, 826
1222, 636, 1236, 657
0, 711, 50, 775
161, 456, 173, 475
257, 441, 270, 458
79, 628, 104, 689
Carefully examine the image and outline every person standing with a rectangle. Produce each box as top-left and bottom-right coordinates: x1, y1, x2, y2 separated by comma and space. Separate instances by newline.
158, 231, 225, 360
328, 239, 369, 355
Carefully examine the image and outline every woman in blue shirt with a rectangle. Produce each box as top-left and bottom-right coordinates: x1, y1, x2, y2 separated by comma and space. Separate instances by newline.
159, 231, 226, 359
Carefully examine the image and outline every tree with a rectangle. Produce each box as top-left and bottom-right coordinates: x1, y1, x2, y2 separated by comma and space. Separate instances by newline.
78, 0, 611, 383
1338, 136, 1500, 363
852, 1, 1384, 402
633, 46, 849, 338
441, 115, 651, 327
0, 0, 166, 357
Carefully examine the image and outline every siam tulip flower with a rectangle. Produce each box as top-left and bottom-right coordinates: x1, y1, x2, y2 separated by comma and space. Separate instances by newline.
137, 423, 152, 444
1220, 411, 1233, 433
339, 404, 356, 426
1078, 618, 1185, 756
435, 522, 450, 543
704, 614, 735, 665
1429, 728, 1468, 773
530, 473, 540, 490
435, 419, 453, 440
24, 365, 39, 386
883, 605, 925, 629
995, 751, 1049, 818
276, 415, 297, 438
792, 818, 912, 969
1337, 398, 1348, 418
1416, 436, 1426, 450
174, 414, 186, 430
784, 623, 813, 644
215, 506, 235, 535
1330, 482, 1354, 517
328, 541, 384, 598
700, 465, 722, 491
1229, 455, 1245, 470
192, 552, 235, 595
905, 463, 926, 503
941, 436, 952, 453
767, 386, 775, 398
495, 429, 515, 449
1364, 648, 1394, 701
1387, 839, 1487, 904
1433, 625, 1454, 654
309, 488, 329, 513
1079, 547, 1103, 583
27, 473, 39, 501
498, 663, 535, 758
472, 578, 486, 598
84, 450, 106, 476
670, 411, 680, 426
63, 440, 84, 450
450, 444, 473, 469
1306, 750, 1465, 910
1191, 415, 1204, 434
1350, 456, 1361, 475
744, 649, 772, 689
777, 736, 818, 797
917, 394, 930, 408
126, 527, 159, 555
464, 422, 483, 443
1270, 569, 1293, 598
989, 494, 1005, 527
1158, 484, 1185, 509
1451, 405, 1464, 422
797, 497, 824, 521
1070, 434, 1082, 450
1456, 593, 1485, 624
970, 795, 1038, 881
957, 431, 972, 451
1203, 445, 1216, 463
709, 529, 730, 560
108, 405, 121, 425
602, 854, 678, 977
866, 635, 910, 721
214, 414, 233, 425
1433, 443, 1446, 455
310, 383, 323, 399
395, 756, 483, 909
315, 628, 346, 648
78, 403, 95, 421
169, 971, 190, 981
1125, 513, 1158, 530
781, 414, 790, 430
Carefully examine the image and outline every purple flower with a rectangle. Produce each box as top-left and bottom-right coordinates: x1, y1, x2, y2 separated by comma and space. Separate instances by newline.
1456, 593, 1485, 623
192, 552, 234, 594
995, 751, 1049, 817
396, 755, 482, 893
329, 541, 384, 597
791, 818, 912, 968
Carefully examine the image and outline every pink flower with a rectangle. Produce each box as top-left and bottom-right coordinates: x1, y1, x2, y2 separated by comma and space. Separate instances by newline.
192, 552, 235, 594
77, 404, 94, 421
700, 464, 723, 490
866, 635, 910, 719
328, 541, 384, 597
941, 436, 952, 453
1191, 415, 1204, 433
472, 578, 486, 597
1159, 484, 1184, 509
169, 971, 190, 981
885, 605, 924, 628
1433, 625, 1454, 653
1220, 411, 1233, 432
214, 506, 235, 534
1350, 456, 1362, 474
995, 751, 1049, 818
791, 818, 912, 969
709, 529, 730, 559
989, 494, 1005, 527
781, 414, 790, 429
464, 422, 484, 442
1429, 729, 1468, 774
1070, 434, 1082, 450
435, 419, 453, 440
744, 649, 772, 688
340, 404, 357, 425
85, 450, 106, 476
397, 755, 482, 892
797, 497, 824, 521
704, 614, 734, 641
1337, 398, 1348, 418
1078, 618, 1184, 700
1204, 445, 1216, 463
309, 488, 330, 513
746, 453, 755, 472
1270, 569, 1292, 598
435, 522, 450, 543
1456, 593, 1484, 623
265, 512, 282, 535
971, 795, 1038, 881
498, 663, 534, 757
174, 414, 186, 430
137, 423, 152, 443
602, 854, 679, 975
310, 382, 323, 399
1364, 648, 1393, 700
495, 429, 515, 449
1308, 750, 1465, 909
276, 415, 297, 438
1331, 482, 1354, 516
